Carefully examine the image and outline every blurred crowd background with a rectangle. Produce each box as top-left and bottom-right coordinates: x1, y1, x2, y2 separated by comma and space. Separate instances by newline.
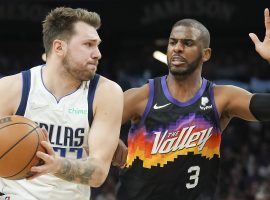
1, 0, 270, 199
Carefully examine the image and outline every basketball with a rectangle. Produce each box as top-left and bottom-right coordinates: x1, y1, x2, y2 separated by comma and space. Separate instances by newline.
0, 115, 46, 180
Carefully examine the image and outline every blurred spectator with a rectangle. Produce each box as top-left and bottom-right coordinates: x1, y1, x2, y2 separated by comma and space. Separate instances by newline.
255, 179, 270, 200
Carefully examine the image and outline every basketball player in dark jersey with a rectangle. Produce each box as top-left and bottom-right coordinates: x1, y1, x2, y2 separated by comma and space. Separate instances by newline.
116, 8, 270, 200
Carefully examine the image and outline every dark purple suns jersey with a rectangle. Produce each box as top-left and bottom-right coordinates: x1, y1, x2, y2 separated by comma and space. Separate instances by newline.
117, 76, 222, 200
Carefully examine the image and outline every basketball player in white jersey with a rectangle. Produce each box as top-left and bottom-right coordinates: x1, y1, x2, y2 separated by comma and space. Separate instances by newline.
0, 7, 123, 200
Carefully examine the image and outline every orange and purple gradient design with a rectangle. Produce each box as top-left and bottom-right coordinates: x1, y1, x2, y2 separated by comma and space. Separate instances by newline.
127, 115, 221, 169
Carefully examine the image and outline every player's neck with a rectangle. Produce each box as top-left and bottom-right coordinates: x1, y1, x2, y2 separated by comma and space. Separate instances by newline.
42, 61, 82, 101
166, 71, 202, 102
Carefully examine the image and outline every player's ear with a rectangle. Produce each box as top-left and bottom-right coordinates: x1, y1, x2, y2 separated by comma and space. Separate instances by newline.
53, 39, 67, 57
202, 48, 211, 62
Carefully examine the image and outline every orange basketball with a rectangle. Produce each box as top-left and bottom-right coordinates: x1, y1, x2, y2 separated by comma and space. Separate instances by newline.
0, 115, 46, 180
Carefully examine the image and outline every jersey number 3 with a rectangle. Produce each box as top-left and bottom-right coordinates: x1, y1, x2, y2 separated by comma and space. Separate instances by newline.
186, 166, 200, 189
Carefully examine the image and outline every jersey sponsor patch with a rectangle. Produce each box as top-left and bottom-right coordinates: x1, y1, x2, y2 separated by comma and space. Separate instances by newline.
200, 97, 213, 110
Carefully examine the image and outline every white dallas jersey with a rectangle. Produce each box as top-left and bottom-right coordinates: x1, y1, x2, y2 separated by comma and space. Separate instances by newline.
0, 65, 100, 200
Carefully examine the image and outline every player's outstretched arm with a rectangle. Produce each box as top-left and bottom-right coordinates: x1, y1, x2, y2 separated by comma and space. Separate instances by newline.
249, 8, 270, 63
30, 78, 124, 187
220, 8, 270, 125
218, 8, 270, 126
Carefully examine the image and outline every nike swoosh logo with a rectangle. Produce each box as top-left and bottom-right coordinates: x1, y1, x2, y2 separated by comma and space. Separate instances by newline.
153, 103, 171, 109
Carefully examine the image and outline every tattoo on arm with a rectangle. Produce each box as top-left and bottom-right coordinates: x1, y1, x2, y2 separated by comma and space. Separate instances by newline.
54, 158, 96, 185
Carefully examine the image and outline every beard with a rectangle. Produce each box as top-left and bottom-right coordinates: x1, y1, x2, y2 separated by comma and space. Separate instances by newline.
62, 52, 96, 81
167, 53, 202, 77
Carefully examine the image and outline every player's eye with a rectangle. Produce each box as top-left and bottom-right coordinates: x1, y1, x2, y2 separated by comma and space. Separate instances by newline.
169, 40, 177, 45
183, 40, 193, 46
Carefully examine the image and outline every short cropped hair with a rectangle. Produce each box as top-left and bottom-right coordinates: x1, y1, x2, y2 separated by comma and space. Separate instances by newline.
172, 19, 210, 48
42, 7, 101, 54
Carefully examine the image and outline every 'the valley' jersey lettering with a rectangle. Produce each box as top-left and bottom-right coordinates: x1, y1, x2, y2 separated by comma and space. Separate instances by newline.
151, 126, 213, 154
126, 117, 221, 169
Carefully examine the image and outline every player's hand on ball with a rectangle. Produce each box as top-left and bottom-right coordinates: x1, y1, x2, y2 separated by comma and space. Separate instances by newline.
27, 128, 60, 180
112, 139, 128, 168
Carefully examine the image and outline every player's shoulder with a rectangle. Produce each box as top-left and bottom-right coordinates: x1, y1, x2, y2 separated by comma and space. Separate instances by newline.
0, 73, 22, 92
213, 84, 250, 95
93, 76, 124, 110
214, 85, 250, 99
0, 73, 23, 115
122, 82, 150, 124
124, 82, 150, 102
97, 75, 123, 94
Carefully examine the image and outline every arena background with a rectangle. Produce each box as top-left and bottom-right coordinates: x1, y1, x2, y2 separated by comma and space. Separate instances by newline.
0, 0, 270, 199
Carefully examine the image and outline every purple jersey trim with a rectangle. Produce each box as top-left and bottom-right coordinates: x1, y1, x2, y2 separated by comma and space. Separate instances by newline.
161, 76, 207, 107
210, 83, 222, 132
